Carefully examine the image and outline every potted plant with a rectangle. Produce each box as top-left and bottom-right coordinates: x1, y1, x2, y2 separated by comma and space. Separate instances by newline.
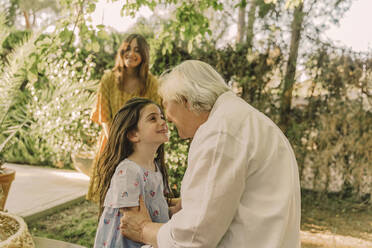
0, 160, 16, 211
0, 18, 41, 210
0, 77, 21, 211
0, 211, 35, 248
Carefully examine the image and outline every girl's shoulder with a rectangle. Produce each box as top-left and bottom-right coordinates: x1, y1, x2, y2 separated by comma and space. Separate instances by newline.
115, 159, 143, 175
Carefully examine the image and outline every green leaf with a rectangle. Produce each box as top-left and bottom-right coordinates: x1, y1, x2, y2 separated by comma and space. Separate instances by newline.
87, 3, 96, 13
92, 42, 100, 53
30, 63, 38, 75
27, 71, 38, 84
65, 52, 72, 59
36, 37, 52, 47
187, 40, 193, 53
85, 43, 92, 51
161, 45, 167, 55
59, 28, 73, 42
97, 30, 109, 40
285, 0, 302, 9
75, 61, 83, 68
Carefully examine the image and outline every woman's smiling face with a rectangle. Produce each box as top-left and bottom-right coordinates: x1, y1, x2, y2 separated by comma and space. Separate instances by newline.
123, 38, 142, 69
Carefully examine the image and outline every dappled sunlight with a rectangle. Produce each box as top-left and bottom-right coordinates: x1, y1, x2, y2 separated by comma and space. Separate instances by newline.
301, 230, 372, 248
50, 171, 89, 181
303, 223, 329, 233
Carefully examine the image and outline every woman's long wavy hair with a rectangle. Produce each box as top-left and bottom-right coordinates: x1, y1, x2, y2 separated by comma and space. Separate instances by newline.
95, 98, 172, 217
113, 34, 150, 95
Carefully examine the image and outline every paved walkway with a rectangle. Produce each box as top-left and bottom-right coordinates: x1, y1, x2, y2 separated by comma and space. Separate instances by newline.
4, 163, 90, 222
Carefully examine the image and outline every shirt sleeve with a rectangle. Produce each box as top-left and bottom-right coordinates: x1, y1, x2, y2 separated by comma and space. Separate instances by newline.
157, 130, 247, 247
104, 164, 142, 208
91, 71, 112, 124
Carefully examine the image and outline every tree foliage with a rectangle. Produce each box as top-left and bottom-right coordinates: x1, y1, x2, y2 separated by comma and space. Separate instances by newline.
0, 1, 101, 166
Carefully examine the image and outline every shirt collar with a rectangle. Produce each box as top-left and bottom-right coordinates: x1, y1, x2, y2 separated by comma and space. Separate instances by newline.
209, 90, 234, 118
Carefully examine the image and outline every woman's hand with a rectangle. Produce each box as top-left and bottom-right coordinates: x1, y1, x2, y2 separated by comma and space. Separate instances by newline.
120, 195, 152, 243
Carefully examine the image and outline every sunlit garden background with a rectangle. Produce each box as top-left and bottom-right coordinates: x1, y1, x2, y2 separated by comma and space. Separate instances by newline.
0, 0, 371, 247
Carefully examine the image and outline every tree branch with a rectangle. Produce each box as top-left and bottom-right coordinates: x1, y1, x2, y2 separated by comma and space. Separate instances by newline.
66, 0, 85, 48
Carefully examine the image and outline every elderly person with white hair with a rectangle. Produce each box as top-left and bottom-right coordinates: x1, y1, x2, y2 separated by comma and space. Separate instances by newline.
120, 60, 301, 248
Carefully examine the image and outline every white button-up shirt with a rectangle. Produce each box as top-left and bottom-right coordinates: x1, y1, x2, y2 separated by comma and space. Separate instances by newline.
158, 91, 301, 248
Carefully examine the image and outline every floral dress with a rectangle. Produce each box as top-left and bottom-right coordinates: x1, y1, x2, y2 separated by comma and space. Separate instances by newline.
94, 159, 169, 248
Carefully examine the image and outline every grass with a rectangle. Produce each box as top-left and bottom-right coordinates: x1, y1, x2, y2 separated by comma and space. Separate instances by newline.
27, 191, 372, 248
27, 200, 99, 247
300, 190, 372, 248
301, 193, 372, 239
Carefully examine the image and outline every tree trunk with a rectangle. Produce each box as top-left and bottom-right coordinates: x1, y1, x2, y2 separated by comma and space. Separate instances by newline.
279, 2, 304, 132
236, 4, 246, 44
23, 10, 31, 29
32, 12, 36, 26
246, 0, 257, 48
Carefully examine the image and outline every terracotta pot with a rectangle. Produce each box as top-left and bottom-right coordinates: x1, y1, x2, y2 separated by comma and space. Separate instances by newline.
0, 211, 35, 248
0, 168, 15, 211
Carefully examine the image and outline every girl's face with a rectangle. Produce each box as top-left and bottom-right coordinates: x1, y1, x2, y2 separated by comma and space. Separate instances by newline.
123, 38, 142, 69
131, 104, 169, 145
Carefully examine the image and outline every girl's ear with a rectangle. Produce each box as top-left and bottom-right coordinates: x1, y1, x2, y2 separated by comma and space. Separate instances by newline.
127, 130, 140, 143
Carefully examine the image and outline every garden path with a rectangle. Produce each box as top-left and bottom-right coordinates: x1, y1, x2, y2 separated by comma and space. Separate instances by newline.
4, 163, 89, 222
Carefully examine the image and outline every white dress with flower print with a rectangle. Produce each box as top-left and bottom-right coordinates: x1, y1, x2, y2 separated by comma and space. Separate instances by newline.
94, 159, 169, 248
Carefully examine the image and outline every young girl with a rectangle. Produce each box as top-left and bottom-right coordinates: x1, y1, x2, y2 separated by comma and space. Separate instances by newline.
94, 97, 172, 248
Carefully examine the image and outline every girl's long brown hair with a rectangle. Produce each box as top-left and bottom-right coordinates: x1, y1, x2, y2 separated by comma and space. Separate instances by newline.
113, 34, 150, 95
95, 98, 172, 217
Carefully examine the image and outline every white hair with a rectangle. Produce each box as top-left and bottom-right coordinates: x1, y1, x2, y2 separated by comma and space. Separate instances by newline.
158, 60, 230, 112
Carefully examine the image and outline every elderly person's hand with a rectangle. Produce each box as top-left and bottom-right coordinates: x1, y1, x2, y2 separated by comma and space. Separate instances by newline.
120, 195, 152, 243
